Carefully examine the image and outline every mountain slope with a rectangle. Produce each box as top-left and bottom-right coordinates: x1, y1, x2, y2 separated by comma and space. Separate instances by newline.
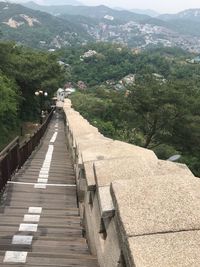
158, 9, 200, 36
0, 2, 91, 48
40, 0, 83, 5
131, 9, 159, 17
159, 9, 200, 22
1, 3, 200, 52
22, 2, 150, 22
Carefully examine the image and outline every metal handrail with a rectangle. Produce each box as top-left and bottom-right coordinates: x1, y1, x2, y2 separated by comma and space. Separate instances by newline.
0, 108, 54, 192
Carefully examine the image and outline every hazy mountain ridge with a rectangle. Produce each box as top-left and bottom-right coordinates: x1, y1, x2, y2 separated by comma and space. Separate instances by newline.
130, 9, 159, 17
40, 0, 83, 5
0, 2, 91, 48
22, 2, 150, 22
158, 9, 200, 37
1, 2, 200, 52
159, 9, 200, 21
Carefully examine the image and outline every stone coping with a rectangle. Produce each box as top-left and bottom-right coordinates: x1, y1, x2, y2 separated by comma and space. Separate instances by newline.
128, 231, 200, 267
93, 157, 194, 188
98, 186, 115, 219
56, 101, 64, 108
84, 161, 96, 190
84, 154, 193, 191
63, 99, 200, 267
63, 99, 72, 109
81, 140, 157, 166
111, 177, 200, 239
84, 154, 154, 192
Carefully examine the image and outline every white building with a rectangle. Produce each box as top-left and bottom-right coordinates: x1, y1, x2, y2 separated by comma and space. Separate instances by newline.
57, 88, 65, 102
81, 50, 97, 59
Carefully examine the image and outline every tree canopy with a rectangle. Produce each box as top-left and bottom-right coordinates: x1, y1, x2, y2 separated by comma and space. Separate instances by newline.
0, 41, 64, 149
68, 44, 200, 176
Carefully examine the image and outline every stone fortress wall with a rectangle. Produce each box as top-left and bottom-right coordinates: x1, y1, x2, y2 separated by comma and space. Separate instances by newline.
62, 99, 200, 267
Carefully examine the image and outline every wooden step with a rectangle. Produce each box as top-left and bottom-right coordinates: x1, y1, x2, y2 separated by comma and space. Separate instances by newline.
0, 112, 98, 267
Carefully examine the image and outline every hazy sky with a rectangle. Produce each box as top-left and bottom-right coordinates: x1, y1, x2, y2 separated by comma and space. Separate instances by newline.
12, 0, 200, 14
81, 0, 200, 13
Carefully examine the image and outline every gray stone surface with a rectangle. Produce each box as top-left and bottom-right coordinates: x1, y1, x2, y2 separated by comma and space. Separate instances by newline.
111, 176, 200, 237
156, 160, 194, 177
81, 140, 157, 165
98, 186, 115, 218
128, 231, 200, 267
83, 142, 156, 190
69, 118, 99, 138
84, 161, 96, 190
93, 157, 194, 187
63, 99, 72, 109
94, 157, 156, 187
56, 101, 64, 108
64, 103, 198, 267
77, 135, 113, 160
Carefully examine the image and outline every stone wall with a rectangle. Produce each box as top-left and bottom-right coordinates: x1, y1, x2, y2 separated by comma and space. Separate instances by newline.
63, 99, 200, 267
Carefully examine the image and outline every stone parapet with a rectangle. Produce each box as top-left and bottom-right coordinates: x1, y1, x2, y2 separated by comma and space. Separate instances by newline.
63, 99, 198, 267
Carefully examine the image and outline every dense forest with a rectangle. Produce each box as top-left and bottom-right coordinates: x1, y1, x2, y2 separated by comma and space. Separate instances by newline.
0, 41, 64, 149
58, 43, 200, 176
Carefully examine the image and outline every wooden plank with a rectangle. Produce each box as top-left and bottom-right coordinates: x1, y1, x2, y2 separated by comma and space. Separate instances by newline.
0, 113, 99, 267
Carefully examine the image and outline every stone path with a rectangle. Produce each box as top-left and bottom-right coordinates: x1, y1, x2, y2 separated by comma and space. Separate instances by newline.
0, 111, 98, 266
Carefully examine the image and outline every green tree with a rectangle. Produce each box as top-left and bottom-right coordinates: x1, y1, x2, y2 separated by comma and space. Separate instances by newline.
0, 73, 20, 148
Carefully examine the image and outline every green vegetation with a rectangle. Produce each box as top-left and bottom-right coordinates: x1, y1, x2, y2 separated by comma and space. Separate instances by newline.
0, 2, 90, 49
58, 43, 174, 86
0, 41, 64, 149
1, 36, 200, 177
59, 44, 200, 176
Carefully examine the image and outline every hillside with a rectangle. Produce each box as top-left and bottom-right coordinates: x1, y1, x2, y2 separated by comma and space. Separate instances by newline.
22, 2, 150, 22
159, 9, 200, 22
130, 9, 159, 17
159, 9, 200, 37
2, 2, 200, 52
0, 2, 91, 49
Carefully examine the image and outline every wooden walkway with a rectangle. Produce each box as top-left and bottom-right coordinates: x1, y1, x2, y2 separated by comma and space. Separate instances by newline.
0, 111, 98, 266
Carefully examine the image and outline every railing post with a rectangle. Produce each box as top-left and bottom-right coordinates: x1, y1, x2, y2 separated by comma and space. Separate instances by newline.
16, 138, 20, 169
0, 108, 54, 192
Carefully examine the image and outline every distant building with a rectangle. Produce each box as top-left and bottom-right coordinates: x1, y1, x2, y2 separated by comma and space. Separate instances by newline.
58, 61, 70, 68
153, 73, 167, 83
106, 80, 115, 86
104, 15, 114, 21
65, 88, 76, 96
114, 83, 125, 91
121, 74, 136, 86
81, 50, 97, 59
39, 41, 46, 45
77, 81, 87, 90
48, 49, 56, 52
64, 82, 73, 89
186, 56, 200, 64
57, 88, 65, 102
132, 48, 141, 54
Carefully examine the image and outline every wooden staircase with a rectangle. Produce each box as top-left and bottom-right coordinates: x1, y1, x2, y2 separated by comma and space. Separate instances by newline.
0, 111, 99, 266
